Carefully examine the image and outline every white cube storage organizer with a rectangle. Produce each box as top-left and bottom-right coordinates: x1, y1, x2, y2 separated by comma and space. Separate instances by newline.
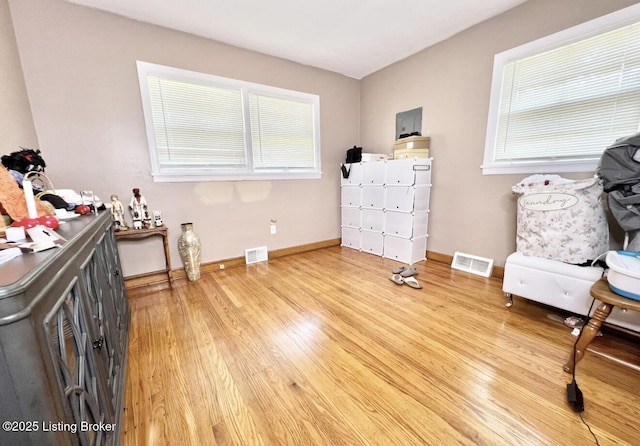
385, 159, 431, 185
384, 210, 429, 239
361, 230, 384, 255
361, 161, 386, 185
340, 162, 362, 185
361, 209, 384, 232
341, 186, 361, 207
341, 206, 360, 228
340, 158, 432, 265
341, 227, 361, 249
361, 186, 385, 209
384, 186, 430, 212
383, 235, 428, 265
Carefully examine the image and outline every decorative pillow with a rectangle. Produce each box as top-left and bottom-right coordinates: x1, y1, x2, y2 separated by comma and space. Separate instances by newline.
512, 176, 609, 264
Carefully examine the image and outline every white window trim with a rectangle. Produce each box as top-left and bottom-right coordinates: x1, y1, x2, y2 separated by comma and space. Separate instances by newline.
482, 3, 640, 175
136, 61, 322, 182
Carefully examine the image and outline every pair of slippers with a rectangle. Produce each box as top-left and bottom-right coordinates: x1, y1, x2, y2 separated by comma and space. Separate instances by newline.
389, 266, 422, 289
564, 316, 584, 329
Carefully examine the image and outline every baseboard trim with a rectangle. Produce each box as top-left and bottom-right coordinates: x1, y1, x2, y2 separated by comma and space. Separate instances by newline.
125, 242, 503, 290
124, 238, 342, 290
123, 272, 171, 289
426, 250, 453, 265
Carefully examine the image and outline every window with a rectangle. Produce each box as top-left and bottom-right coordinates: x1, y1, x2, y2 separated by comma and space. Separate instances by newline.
483, 4, 640, 175
136, 61, 321, 182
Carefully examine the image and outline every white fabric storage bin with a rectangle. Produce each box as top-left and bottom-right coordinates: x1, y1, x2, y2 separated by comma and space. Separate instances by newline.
385, 185, 431, 212
361, 186, 385, 209
512, 176, 609, 264
341, 227, 360, 250
341, 206, 360, 228
361, 209, 384, 232
384, 210, 429, 238
383, 235, 427, 265
361, 160, 385, 185
340, 163, 362, 185
341, 185, 361, 207
361, 230, 384, 255
503, 252, 640, 332
385, 158, 431, 186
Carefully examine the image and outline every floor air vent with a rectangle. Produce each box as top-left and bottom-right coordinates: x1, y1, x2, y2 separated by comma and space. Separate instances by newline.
245, 246, 268, 264
451, 252, 494, 278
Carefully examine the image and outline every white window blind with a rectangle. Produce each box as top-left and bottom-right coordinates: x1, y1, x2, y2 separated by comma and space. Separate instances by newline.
249, 93, 316, 170
148, 77, 246, 169
483, 4, 640, 175
137, 61, 321, 182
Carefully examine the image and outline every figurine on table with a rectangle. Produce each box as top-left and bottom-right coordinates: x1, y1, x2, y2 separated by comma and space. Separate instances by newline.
110, 194, 129, 231
129, 188, 152, 229
153, 210, 163, 227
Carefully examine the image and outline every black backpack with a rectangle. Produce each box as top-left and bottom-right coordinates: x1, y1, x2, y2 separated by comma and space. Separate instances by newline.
340, 146, 362, 179
597, 132, 640, 193
598, 132, 640, 232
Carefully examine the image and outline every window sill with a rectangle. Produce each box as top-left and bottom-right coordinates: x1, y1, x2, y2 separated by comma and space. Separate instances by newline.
151, 171, 322, 182
481, 159, 599, 175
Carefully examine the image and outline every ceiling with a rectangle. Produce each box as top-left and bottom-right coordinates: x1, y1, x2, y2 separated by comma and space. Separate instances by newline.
66, 0, 527, 79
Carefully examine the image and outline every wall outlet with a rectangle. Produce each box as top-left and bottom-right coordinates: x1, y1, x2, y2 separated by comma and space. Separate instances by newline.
219, 264, 225, 269
270, 223, 277, 234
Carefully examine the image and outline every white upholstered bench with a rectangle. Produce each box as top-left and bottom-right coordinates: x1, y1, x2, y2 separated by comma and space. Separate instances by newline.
502, 252, 640, 332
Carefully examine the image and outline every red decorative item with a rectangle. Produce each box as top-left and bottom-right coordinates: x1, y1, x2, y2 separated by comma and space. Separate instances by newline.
37, 215, 59, 229
75, 205, 91, 215
10, 218, 39, 229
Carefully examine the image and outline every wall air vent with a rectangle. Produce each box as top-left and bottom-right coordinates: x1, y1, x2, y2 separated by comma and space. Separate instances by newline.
451, 252, 494, 278
245, 246, 268, 264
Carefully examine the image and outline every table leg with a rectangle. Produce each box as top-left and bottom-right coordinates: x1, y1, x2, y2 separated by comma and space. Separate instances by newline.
563, 302, 613, 373
162, 233, 172, 283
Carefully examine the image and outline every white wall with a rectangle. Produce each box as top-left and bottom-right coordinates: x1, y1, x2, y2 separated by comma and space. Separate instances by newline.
8, 0, 360, 276
0, 0, 37, 153
7, 0, 636, 274
360, 0, 638, 266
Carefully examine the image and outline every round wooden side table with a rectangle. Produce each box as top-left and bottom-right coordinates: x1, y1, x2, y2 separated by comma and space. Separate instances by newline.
564, 278, 640, 373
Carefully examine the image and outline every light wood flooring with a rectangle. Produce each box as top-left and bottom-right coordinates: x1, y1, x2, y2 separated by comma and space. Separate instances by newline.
122, 247, 640, 445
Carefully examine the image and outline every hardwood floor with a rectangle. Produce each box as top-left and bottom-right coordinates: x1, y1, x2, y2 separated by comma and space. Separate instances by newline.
122, 247, 640, 445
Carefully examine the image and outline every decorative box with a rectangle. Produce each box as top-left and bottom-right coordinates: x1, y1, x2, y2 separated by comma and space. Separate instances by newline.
393, 136, 430, 159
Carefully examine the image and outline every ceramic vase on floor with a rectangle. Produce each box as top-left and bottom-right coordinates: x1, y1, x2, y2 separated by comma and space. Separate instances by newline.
178, 222, 201, 281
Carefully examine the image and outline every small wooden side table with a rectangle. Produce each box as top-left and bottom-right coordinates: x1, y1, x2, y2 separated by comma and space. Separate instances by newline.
563, 279, 640, 373
115, 226, 172, 285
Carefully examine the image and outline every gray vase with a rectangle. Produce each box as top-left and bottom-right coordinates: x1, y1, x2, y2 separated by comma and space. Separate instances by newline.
177, 222, 201, 281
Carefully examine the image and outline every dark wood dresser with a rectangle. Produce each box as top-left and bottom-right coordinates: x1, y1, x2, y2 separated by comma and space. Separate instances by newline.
0, 211, 129, 445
